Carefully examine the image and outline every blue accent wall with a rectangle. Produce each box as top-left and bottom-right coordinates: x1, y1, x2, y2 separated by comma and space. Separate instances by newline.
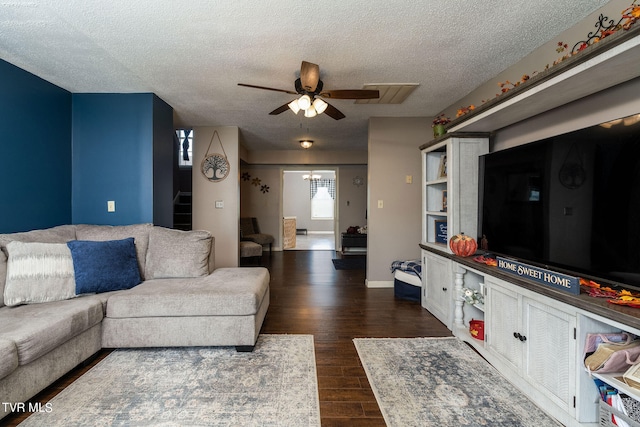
0, 59, 72, 233
72, 93, 155, 225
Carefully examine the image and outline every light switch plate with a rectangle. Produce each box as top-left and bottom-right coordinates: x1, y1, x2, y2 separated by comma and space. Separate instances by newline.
215, 200, 224, 209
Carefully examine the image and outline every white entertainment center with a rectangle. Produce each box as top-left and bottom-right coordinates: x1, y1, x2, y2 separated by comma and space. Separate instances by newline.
420, 26, 640, 427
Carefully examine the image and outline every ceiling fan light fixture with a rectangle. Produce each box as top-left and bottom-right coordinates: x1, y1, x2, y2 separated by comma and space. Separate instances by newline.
239, 61, 377, 121
312, 98, 328, 114
304, 105, 317, 118
299, 140, 313, 149
288, 99, 300, 114
297, 95, 312, 110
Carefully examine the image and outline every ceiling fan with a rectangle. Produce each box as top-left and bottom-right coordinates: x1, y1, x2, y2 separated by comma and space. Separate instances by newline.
238, 61, 379, 120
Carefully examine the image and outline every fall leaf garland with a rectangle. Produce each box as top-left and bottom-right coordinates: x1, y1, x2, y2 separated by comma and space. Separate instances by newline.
440, 1, 639, 121
580, 278, 640, 307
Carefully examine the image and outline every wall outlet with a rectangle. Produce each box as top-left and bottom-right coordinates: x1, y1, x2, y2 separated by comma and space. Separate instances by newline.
107, 201, 115, 212
215, 200, 224, 209
406, 175, 413, 184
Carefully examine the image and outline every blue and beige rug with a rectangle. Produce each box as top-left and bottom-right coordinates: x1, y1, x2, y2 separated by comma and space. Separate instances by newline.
20, 335, 320, 426
354, 337, 561, 427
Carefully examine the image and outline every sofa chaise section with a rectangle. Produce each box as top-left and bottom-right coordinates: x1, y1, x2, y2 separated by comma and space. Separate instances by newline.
102, 267, 270, 350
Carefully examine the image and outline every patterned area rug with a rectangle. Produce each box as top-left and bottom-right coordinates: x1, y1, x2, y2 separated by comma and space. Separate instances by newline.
354, 337, 561, 427
20, 335, 320, 427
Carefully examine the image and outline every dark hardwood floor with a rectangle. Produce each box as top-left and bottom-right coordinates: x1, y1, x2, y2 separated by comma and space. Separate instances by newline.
2, 250, 451, 427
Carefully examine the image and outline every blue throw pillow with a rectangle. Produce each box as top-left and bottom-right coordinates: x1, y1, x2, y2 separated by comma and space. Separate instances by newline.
67, 237, 141, 294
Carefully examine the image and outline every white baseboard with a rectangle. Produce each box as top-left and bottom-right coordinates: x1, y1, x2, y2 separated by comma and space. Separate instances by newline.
366, 280, 394, 288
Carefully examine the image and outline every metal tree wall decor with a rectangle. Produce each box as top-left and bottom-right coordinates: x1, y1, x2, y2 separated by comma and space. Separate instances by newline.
201, 130, 230, 182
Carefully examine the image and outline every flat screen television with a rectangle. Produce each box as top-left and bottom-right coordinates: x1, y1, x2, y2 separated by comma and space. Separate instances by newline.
479, 113, 640, 289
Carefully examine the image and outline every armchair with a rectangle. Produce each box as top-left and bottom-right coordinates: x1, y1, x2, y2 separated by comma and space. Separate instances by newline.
240, 217, 274, 253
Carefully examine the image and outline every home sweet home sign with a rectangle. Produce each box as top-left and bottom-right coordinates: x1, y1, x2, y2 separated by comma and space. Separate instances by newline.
496, 256, 580, 295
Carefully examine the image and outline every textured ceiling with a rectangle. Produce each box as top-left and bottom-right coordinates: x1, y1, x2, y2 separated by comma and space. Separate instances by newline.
0, 0, 609, 151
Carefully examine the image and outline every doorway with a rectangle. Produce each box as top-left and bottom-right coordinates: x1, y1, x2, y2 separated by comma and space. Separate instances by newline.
282, 169, 336, 250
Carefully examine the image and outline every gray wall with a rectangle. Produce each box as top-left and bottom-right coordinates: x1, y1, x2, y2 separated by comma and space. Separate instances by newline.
192, 126, 240, 268
283, 171, 312, 230
367, 117, 428, 286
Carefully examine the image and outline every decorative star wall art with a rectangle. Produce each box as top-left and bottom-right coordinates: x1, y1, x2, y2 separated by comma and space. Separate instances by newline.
241, 172, 270, 196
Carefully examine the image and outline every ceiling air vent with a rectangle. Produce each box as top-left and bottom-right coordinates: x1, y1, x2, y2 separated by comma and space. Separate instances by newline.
355, 83, 419, 104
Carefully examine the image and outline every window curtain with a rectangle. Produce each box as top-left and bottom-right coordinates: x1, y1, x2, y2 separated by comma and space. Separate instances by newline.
310, 179, 336, 199
182, 129, 191, 161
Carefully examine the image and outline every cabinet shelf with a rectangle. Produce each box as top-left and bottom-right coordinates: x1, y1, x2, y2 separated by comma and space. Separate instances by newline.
420, 242, 448, 256
592, 372, 640, 403
455, 324, 486, 346
426, 177, 447, 186
473, 303, 485, 312
422, 241, 447, 249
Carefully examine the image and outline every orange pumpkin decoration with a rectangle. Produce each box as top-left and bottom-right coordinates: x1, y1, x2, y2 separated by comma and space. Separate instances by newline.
449, 233, 478, 257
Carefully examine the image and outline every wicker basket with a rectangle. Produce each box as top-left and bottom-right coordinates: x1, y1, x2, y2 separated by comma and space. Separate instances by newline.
599, 400, 640, 427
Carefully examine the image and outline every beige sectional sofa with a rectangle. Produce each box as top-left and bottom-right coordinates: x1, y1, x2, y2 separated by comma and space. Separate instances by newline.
0, 223, 270, 420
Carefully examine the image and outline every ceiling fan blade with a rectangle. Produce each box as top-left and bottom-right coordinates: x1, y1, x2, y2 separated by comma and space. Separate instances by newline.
300, 61, 320, 92
319, 89, 380, 99
238, 83, 297, 95
269, 103, 292, 115
323, 103, 345, 120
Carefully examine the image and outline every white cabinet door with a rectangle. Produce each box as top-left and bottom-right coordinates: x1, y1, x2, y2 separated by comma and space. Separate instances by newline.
487, 278, 577, 418
422, 251, 452, 328
486, 278, 523, 372
523, 297, 576, 415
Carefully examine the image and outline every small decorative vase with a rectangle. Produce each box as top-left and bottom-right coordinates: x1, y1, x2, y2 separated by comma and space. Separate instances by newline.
433, 124, 446, 138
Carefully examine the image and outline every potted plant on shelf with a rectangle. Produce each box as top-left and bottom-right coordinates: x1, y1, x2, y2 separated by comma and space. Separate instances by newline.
432, 114, 451, 138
